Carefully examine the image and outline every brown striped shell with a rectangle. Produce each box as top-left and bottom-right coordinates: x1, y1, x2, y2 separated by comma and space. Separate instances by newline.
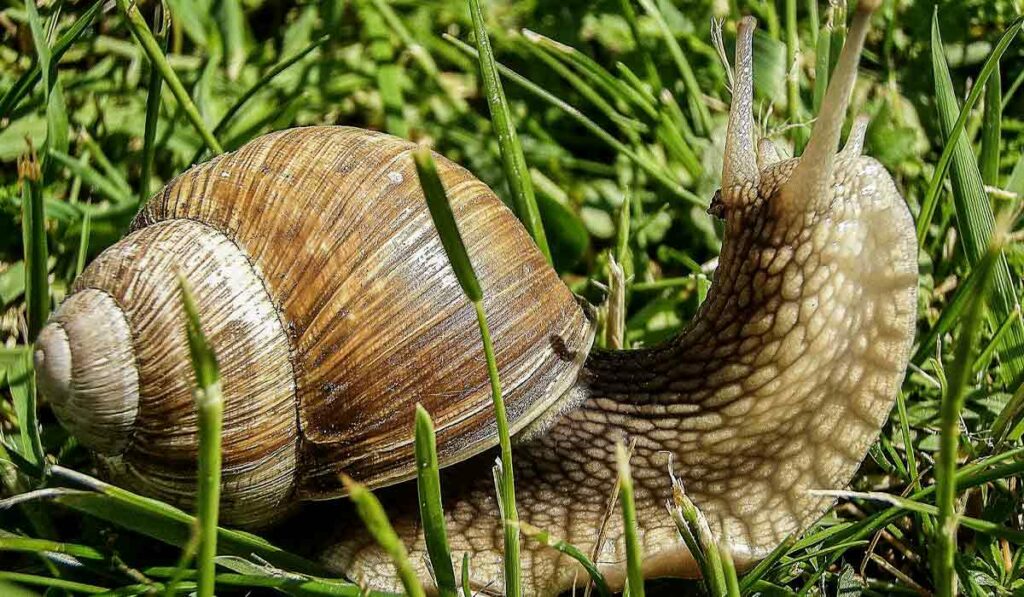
34, 127, 594, 526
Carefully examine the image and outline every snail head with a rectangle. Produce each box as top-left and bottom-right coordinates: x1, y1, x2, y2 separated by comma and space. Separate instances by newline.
717, 1, 899, 271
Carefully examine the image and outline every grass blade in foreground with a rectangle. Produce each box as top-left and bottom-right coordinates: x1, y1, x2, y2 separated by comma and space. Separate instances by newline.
466, 0, 551, 265
414, 405, 458, 597
930, 13, 1024, 385
115, 0, 224, 155
19, 147, 49, 342
342, 475, 426, 597
413, 145, 521, 596
615, 443, 644, 597
518, 521, 611, 597
932, 243, 1000, 597
178, 275, 223, 597
140, 1, 170, 204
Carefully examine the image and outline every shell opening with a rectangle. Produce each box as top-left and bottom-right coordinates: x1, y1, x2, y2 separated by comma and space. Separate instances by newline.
36, 289, 140, 456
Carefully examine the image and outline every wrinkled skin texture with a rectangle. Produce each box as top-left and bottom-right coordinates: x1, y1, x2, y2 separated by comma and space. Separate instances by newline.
316, 155, 918, 594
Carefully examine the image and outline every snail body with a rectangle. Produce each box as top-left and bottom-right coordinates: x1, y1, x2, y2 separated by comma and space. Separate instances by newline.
36, 4, 915, 595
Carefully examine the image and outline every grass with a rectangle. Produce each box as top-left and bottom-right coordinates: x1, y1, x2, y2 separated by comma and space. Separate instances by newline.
2, 0, 1024, 595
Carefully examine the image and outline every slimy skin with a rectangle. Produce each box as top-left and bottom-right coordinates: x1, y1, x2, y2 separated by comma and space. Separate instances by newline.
328, 6, 916, 595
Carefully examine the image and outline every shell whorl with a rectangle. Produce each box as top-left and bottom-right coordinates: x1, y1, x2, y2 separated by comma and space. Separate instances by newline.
35, 289, 139, 456
43, 219, 300, 526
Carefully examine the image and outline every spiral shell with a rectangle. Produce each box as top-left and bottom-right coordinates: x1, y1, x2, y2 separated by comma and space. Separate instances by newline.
36, 127, 594, 526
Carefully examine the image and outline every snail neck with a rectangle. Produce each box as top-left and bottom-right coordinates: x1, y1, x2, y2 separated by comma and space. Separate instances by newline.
569, 207, 916, 553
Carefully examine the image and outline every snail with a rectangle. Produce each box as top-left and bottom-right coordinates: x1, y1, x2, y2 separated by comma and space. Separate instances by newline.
33, 1, 915, 594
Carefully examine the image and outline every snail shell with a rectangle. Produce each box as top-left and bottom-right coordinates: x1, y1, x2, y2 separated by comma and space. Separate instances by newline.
35, 127, 594, 526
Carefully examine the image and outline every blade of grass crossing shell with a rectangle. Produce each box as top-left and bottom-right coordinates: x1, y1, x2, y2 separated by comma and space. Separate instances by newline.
466, 0, 551, 265
0, 1, 101, 119
25, 0, 69, 178
518, 521, 612, 597
615, 443, 644, 597
178, 275, 223, 597
979, 62, 1001, 187
413, 146, 521, 595
19, 147, 49, 342
413, 147, 482, 302
414, 405, 458, 597
141, 2, 170, 204
444, 36, 703, 206
636, 0, 711, 135
461, 553, 471, 597
115, 0, 223, 155
916, 15, 1022, 245
342, 475, 426, 597
934, 245, 999, 597
929, 13, 1024, 385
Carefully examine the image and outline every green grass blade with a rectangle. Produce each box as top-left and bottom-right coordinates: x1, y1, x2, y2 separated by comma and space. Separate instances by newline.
360, 0, 408, 138
461, 553, 471, 597
813, 21, 831, 114
141, 2, 170, 203
737, 535, 796, 593
0, 536, 105, 561
719, 537, 740, 597
466, 0, 551, 264
7, 348, 44, 470
929, 12, 1024, 385
0, 1, 102, 119
46, 465, 326, 576
25, 0, 69, 177
342, 476, 426, 597
413, 146, 482, 302
636, 0, 711, 135
916, 15, 1022, 245
115, 0, 224, 155
178, 275, 223, 597
979, 62, 1001, 187
414, 405, 457, 597
19, 148, 49, 342
444, 35, 703, 206
48, 149, 135, 206
75, 212, 91, 278
367, 0, 468, 114
0, 571, 105, 594
616, 0, 660, 89
414, 144, 520, 595
78, 132, 132, 197
518, 521, 612, 597
615, 442, 644, 597
190, 35, 328, 164
937, 246, 998, 596
671, 478, 726, 595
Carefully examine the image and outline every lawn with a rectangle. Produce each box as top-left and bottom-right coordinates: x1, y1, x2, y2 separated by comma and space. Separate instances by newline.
1, 0, 1024, 595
